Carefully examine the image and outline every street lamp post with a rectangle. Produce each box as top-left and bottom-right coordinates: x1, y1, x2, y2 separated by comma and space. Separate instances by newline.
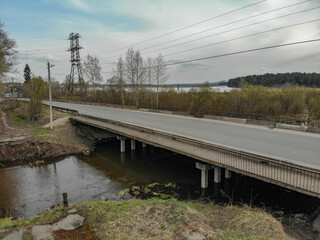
47, 61, 55, 130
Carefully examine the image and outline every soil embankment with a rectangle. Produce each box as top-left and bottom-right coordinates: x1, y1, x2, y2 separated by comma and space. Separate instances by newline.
0, 101, 90, 168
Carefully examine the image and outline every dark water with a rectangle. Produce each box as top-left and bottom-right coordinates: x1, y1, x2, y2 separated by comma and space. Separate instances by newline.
0, 142, 319, 219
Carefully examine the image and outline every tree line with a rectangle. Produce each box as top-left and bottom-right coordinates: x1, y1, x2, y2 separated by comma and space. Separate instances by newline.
69, 84, 320, 123
228, 72, 320, 88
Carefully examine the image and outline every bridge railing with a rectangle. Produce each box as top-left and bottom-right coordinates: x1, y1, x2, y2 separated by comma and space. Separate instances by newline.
72, 114, 320, 198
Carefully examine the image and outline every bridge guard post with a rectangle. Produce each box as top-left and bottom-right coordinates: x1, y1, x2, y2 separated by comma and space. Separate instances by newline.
196, 162, 214, 188
225, 169, 232, 179
131, 139, 136, 150
214, 167, 222, 183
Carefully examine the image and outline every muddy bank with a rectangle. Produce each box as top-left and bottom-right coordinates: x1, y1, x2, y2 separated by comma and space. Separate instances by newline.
0, 138, 89, 168
0, 102, 91, 168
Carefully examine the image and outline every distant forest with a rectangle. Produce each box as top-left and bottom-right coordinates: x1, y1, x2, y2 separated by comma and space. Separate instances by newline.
227, 72, 320, 88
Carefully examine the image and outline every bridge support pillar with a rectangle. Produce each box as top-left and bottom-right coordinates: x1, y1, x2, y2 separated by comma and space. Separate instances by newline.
214, 167, 222, 183
117, 137, 127, 153
225, 169, 232, 179
196, 162, 214, 188
131, 139, 136, 150
142, 142, 147, 148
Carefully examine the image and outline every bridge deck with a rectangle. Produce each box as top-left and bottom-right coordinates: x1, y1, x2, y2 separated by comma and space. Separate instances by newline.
46, 101, 320, 171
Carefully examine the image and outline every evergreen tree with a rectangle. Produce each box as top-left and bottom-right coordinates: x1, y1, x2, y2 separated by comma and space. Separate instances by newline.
23, 64, 31, 84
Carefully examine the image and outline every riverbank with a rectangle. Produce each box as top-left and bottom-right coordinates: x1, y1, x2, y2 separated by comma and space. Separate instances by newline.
0, 198, 318, 240
0, 100, 90, 168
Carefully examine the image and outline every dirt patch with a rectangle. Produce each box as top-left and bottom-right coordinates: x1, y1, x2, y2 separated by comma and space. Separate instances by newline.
0, 101, 90, 168
54, 224, 96, 240
0, 138, 86, 167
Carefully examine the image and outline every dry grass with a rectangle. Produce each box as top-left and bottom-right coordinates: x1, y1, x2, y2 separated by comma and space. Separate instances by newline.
0, 199, 315, 240
81, 199, 297, 240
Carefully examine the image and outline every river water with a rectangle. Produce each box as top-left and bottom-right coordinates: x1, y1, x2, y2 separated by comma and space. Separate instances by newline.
0, 142, 319, 219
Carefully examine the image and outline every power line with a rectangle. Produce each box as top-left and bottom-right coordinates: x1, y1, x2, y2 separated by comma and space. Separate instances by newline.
17, 38, 66, 42
18, 48, 68, 53
101, 0, 268, 55
82, 37, 107, 53
102, 38, 320, 74
160, 19, 320, 57
101, 8, 320, 66
144, 6, 319, 55
100, 0, 313, 62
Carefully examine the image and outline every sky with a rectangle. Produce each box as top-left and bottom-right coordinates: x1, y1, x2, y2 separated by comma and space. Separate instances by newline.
0, 0, 319, 84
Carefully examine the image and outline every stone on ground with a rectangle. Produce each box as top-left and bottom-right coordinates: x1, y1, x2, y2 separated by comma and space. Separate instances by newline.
2, 229, 25, 240
313, 214, 320, 232
68, 208, 77, 213
31, 225, 54, 240
53, 214, 84, 231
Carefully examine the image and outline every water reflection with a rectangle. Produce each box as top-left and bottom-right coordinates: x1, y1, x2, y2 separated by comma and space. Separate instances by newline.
0, 142, 319, 219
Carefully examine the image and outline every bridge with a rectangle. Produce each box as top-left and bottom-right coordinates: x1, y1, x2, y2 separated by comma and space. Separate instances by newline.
44, 100, 320, 198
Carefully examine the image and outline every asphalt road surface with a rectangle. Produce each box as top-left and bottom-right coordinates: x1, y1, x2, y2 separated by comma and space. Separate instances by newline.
45, 101, 320, 170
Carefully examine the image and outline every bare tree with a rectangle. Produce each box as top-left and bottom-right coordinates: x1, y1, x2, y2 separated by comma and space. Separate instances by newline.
153, 54, 168, 109
113, 56, 126, 105
83, 54, 102, 93
146, 57, 153, 107
124, 48, 145, 108
0, 22, 17, 80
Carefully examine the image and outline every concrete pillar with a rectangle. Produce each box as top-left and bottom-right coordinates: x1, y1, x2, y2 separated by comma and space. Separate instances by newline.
225, 169, 232, 179
131, 139, 136, 150
195, 162, 214, 188
142, 142, 147, 148
120, 139, 126, 153
118, 137, 126, 153
214, 167, 221, 183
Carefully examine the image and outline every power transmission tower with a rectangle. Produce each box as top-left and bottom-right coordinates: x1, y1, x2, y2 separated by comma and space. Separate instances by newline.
68, 32, 85, 97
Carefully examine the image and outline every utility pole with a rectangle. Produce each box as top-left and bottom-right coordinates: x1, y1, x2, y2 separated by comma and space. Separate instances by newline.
11, 77, 14, 98
47, 61, 54, 130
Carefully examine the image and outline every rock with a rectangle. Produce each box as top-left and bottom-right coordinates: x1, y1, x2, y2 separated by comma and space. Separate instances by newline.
312, 214, 320, 232
2, 229, 25, 240
294, 213, 307, 220
53, 214, 84, 231
31, 225, 54, 240
68, 208, 78, 213
180, 229, 205, 240
101, 196, 108, 201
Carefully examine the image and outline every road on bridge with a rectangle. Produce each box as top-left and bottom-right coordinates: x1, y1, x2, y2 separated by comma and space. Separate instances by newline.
45, 101, 320, 170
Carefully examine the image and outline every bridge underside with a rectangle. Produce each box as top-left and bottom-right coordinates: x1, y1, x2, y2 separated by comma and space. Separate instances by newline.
71, 115, 320, 199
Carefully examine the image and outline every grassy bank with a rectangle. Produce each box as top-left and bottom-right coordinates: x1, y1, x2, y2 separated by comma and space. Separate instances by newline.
0, 198, 317, 240
0, 100, 89, 166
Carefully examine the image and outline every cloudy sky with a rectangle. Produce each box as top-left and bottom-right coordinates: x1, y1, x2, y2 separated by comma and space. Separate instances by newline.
0, 0, 319, 84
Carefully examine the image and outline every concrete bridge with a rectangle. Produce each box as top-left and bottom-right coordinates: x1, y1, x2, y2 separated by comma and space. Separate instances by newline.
44, 100, 320, 198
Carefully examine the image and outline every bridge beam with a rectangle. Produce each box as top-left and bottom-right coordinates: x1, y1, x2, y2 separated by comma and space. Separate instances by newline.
196, 162, 214, 188
225, 169, 232, 179
131, 139, 136, 150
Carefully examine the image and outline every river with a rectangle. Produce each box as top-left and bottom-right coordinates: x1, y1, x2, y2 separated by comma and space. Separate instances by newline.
0, 142, 319, 219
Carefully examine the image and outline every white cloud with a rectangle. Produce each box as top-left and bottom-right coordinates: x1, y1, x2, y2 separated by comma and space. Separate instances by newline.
67, 0, 91, 12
